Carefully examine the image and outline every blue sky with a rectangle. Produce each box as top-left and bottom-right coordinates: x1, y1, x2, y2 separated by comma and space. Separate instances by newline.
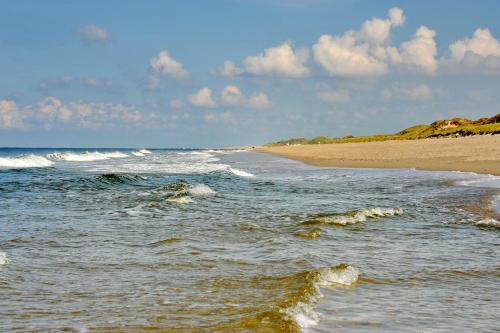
0, 0, 499, 148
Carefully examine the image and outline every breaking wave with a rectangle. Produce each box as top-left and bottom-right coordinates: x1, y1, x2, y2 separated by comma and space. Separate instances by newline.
47, 151, 129, 162
476, 218, 500, 228
0, 154, 54, 169
0, 251, 9, 266
284, 264, 360, 331
160, 182, 216, 204
303, 207, 403, 226
229, 167, 255, 177
131, 149, 153, 157
166, 196, 194, 204
188, 184, 216, 196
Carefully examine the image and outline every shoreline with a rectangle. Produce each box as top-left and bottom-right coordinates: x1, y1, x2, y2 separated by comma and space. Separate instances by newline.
255, 135, 500, 176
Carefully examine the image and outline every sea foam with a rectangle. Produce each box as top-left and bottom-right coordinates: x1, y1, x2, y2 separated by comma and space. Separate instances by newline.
285, 264, 360, 330
0, 251, 9, 266
306, 207, 403, 226
188, 184, 216, 196
47, 151, 129, 162
0, 155, 54, 169
228, 167, 255, 177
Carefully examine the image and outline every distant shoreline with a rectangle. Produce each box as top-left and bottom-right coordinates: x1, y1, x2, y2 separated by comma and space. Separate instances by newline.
256, 135, 500, 176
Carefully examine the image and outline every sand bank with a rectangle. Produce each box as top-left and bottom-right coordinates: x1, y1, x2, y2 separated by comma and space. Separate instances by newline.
256, 135, 500, 175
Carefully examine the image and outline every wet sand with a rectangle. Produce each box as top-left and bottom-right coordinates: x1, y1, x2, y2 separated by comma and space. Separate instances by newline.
256, 135, 500, 175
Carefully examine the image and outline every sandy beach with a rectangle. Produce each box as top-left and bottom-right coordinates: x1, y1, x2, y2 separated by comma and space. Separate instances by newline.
256, 135, 500, 175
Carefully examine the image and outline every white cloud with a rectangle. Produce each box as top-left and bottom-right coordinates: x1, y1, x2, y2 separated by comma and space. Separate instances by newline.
313, 7, 405, 77
444, 29, 500, 74
150, 50, 189, 81
0, 100, 31, 129
77, 25, 110, 43
313, 33, 388, 76
382, 84, 433, 102
313, 7, 439, 77
1, 97, 148, 129
395, 26, 438, 74
220, 85, 271, 109
38, 97, 72, 122
189, 88, 216, 108
317, 89, 351, 103
215, 60, 244, 77
248, 92, 272, 109
242, 41, 310, 78
221, 85, 246, 106
203, 111, 235, 124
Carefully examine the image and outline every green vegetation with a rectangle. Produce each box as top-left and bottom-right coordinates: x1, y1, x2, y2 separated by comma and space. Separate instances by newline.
267, 114, 500, 146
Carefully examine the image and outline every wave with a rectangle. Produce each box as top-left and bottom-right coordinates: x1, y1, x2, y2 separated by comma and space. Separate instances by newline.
162, 182, 216, 204
294, 228, 322, 239
0, 154, 54, 169
229, 167, 255, 177
166, 196, 194, 204
444, 217, 500, 229
0, 251, 9, 266
131, 149, 153, 157
284, 264, 360, 330
47, 151, 129, 162
303, 207, 403, 226
94, 173, 146, 185
476, 218, 500, 228
188, 184, 216, 196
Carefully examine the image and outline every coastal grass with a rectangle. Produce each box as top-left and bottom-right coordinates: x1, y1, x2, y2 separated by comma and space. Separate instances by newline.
267, 114, 500, 146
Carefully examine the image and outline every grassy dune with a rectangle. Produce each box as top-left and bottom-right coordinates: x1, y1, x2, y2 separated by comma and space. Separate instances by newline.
267, 114, 500, 146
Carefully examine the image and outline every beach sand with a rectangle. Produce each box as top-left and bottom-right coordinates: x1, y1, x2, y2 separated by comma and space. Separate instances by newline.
256, 135, 500, 175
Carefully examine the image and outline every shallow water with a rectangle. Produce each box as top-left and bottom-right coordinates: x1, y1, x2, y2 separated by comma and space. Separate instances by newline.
0, 148, 498, 332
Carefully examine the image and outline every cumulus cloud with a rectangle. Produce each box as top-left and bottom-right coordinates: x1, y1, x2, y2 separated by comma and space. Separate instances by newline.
0, 100, 32, 129
218, 42, 310, 78
443, 29, 500, 74
38, 97, 72, 122
247, 92, 272, 109
317, 89, 351, 103
243, 41, 310, 77
382, 84, 433, 102
215, 60, 244, 77
150, 50, 189, 81
189, 88, 216, 108
77, 25, 110, 43
203, 111, 235, 124
313, 7, 439, 77
220, 85, 271, 109
395, 26, 438, 74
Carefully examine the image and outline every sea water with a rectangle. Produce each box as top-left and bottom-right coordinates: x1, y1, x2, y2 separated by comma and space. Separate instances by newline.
0, 148, 498, 332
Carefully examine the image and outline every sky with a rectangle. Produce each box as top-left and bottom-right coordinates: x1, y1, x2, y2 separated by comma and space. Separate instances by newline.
0, 0, 499, 148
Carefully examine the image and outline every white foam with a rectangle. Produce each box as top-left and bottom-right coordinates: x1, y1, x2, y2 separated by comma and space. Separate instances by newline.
317, 207, 403, 225
286, 301, 321, 330
47, 151, 129, 162
0, 251, 9, 266
475, 218, 500, 228
139, 149, 152, 154
131, 151, 145, 157
228, 167, 255, 178
285, 265, 360, 331
0, 154, 54, 169
188, 184, 216, 196
166, 196, 194, 204
315, 265, 360, 287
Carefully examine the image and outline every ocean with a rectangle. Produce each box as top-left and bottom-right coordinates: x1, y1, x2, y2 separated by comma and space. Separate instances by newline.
0, 148, 499, 332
